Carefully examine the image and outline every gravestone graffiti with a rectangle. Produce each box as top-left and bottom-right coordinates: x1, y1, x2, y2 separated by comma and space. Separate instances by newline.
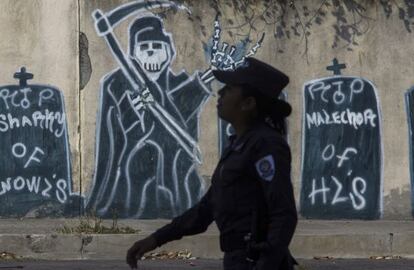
405, 87, 414, 217
85, 0, 263, 219
0, 67, 80, 217
300, 59, 382, 219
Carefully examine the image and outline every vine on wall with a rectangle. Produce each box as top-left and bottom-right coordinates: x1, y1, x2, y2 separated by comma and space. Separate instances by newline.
179, 0, 414, 59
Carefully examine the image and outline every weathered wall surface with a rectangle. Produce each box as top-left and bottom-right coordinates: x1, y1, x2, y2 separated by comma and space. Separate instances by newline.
0, 0, 81, 217
1, 0, 414, 219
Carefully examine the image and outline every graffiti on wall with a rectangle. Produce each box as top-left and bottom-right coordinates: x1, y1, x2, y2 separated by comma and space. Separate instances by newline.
204, 14, 266, 155
405, 87, 414, 217
85, 0, 262, 218
0, 67, 81, 217
300, 59, 382, 219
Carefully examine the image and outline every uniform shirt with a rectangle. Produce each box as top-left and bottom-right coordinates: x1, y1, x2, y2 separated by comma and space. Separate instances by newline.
152, 121, 297, 254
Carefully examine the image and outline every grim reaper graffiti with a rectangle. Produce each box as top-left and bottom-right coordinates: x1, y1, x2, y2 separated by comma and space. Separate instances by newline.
85, 0, 263, 218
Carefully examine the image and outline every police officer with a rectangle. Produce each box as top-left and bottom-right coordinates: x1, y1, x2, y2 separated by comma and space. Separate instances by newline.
126, 57, 298, 270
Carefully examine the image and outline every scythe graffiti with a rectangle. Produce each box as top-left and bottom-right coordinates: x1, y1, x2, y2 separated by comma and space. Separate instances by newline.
85, 0, 264, 218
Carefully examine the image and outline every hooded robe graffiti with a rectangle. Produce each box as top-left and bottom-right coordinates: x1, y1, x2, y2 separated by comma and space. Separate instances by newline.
86, 16, 213, 219
300, 59, 383, 219
0, 67, 81, 217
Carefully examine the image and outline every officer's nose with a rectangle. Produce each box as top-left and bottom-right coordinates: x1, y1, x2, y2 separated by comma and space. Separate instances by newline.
147, 50, 154, 56
218, 87, 224, 95
218, 87, 226, 98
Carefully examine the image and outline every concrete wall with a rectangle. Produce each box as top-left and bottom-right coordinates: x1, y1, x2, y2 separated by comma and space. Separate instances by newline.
0, 0, 81, 217
0, 0, 414, 219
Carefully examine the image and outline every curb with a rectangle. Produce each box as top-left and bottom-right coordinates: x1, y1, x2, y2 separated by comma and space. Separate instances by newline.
1, 220, 414, 260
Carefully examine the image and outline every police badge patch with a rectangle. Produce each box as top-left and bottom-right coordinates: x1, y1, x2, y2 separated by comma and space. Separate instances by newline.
255, 155, 275, 182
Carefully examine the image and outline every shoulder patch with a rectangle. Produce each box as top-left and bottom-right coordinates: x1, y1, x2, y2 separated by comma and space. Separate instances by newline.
255, 155, 275, 182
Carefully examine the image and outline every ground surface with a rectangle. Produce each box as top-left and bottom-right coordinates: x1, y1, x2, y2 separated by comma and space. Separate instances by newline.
1, 259, 414, 269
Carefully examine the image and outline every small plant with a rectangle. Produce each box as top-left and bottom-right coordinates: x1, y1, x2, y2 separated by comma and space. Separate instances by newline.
141, 249, 196, 260
57, 212, 139, 234
0, 251, 17, 260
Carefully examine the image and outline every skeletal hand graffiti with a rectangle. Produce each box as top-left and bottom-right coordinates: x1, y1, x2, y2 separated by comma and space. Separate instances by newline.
86, 1, 263, 219
201, 15, 265, 84
202, 14, 266, 155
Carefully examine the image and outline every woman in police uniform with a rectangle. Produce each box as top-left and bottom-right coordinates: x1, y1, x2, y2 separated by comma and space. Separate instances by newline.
126, 57, 298, 270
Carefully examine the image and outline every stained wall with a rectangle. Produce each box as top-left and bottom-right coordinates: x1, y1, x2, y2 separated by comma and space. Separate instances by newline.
1, 0, 413, 219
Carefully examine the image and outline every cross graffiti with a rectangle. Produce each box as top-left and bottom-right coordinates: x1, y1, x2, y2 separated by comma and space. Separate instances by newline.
13, 67, 33, 87
326, 58, 346, 75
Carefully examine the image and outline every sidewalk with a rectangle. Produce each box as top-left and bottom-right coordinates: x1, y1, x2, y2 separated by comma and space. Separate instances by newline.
0, 219, 414, 260
2, 259, 414, 270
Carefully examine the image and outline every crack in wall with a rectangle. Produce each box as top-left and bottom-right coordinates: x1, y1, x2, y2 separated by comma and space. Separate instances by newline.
80, 235, 93, 258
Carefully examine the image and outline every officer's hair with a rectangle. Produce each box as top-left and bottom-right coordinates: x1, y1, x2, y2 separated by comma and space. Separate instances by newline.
241, 85, 288, 135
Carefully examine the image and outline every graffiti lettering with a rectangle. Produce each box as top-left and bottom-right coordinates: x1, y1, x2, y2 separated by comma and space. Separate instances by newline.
321, 144, 358, 168
331, 176, 347, 205
0, 175, 68, 203
0, 87, 46, 110
12, 143, 27, 158
38, 88, 55, 107
336, 148, 358, 168
0, 87, 59, 110
308, 177, 330, 205
56, 179, 68, 204
307, 78, 366, 104
349, 177, 367, 210
0, 110, 65, 137
308, 142, 367, 210
308, 176, 367, 210
12, 143, 45, 168
321, 144, 335, 161
306, 109, 377, 129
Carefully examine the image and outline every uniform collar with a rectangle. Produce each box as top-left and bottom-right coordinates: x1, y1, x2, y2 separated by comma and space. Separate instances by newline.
228, 121, 267, 152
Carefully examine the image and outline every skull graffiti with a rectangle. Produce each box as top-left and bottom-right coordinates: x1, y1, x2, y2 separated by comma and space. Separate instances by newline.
134, 41, 171, 81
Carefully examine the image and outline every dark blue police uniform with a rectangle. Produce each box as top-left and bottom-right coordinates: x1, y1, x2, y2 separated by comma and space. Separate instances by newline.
151, 120, 297, 270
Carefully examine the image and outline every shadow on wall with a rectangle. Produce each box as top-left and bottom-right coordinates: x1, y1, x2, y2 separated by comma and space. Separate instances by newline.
79, 32, 92, 91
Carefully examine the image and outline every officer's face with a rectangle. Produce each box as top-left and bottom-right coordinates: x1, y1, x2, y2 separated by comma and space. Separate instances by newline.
217, 84, 247, 123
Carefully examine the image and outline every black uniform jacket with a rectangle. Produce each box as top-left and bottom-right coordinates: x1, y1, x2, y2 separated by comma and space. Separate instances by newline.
152, 122, 298, 265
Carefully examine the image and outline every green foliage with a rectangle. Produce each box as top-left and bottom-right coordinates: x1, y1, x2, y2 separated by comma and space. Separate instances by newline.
57, 214, 139, 234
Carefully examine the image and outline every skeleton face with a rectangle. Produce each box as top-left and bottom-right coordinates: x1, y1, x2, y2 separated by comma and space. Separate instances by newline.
134, 41, 171, 81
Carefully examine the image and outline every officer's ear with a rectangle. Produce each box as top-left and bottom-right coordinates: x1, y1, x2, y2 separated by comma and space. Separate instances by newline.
241, 96, 257, 111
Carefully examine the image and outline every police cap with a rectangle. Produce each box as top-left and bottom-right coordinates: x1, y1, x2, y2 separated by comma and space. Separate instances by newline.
213, 57, 291, 117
